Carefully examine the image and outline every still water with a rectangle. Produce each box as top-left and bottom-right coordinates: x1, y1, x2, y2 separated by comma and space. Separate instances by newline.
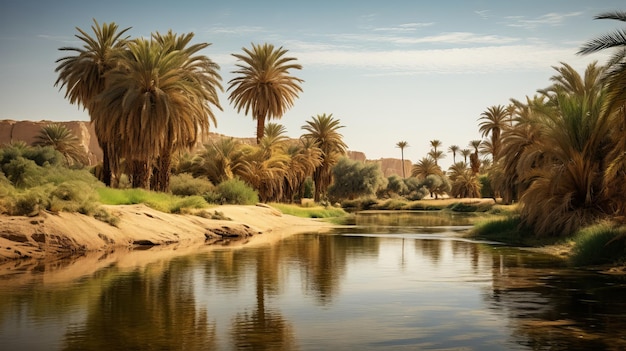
1, 211, 626, 350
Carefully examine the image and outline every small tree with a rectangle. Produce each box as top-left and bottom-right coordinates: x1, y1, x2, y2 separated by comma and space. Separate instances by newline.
328, 157, 386, 202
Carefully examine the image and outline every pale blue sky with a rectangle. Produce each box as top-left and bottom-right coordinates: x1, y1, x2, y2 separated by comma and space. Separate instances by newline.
0, 0, 623, 167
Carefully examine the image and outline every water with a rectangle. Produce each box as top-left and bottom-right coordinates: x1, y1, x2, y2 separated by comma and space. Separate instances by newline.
1, 211, 626, 350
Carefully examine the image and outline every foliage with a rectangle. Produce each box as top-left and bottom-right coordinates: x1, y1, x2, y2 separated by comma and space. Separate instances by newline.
327, 157, 386, 202
213, 178, 259, 205
33, 123, 89, 167
228, 43, 303, 144
55, 21, 222, 191
269, 203, 346, 219
570, 223, 626, 266
469, 216, 533, 244
96, 187, 209, 213
478, 175, 494, 198
302, 113, 347, 202
169, 173, 214, 197
340, 197, 379, 212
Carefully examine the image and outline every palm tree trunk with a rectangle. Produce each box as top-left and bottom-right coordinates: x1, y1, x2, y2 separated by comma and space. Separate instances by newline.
256, 117, 265, 144
131, 160, 150, 189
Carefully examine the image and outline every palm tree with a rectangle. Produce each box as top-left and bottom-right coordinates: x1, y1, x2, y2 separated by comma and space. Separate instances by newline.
33, 124, 89, 167
478, 105, 508, 162
460, 149, 472, 163
395, 141, 409, 178
192, 137, 247, 184
228, 43, 303, 144
301, 114, 347, 202
448, 145, 459, 163
468, 140, 482, 174
411, 157, 442, 180
97, 33, 222, 190
429, 140, 442, 153
427, 149, 445, 166
578, 11, 626, 113
54, 19, 131, 186
498, 63, 612, 235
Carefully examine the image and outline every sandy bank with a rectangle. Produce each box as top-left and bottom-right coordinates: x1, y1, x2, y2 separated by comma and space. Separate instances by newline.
0, 204, 334, 263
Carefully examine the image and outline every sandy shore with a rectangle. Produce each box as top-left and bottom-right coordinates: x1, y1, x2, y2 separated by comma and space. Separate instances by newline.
0, 205, 332, 276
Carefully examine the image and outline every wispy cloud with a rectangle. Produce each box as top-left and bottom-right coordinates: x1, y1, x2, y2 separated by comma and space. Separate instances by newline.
475, 10, 490, 20
289, 44, 594, 75
373, 22, 435, 32
506, 12, 583, 29
204, 25, 266, 35
330, 31, 519, 46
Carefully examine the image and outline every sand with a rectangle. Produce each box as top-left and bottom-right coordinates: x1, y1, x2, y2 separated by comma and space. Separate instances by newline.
0, 204, 334, 281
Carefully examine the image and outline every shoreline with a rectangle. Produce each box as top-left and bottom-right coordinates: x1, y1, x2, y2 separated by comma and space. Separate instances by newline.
0, 204, 335, 275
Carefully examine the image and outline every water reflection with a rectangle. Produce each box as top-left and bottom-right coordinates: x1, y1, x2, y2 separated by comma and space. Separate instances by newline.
1, 214, 626, 350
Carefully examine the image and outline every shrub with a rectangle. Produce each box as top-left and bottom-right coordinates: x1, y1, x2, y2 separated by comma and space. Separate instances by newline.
340, 197, 378, 211
570, 223, 626, 267
213, 178, 259, 205
170, 173, 214, 197
169, 196, 208, 214
49, 180, 99, 214
374, 198, 408, 210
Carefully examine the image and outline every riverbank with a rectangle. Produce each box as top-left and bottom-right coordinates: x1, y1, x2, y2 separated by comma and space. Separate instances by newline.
0, 203, 334, 262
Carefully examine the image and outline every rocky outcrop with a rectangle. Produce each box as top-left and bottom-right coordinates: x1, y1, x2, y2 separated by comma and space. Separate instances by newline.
0, 119, 101, 165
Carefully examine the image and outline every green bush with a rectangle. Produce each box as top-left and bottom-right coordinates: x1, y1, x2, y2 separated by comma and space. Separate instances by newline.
213, 178, 259, 205
49, 180, 100, 214
340, 197, 378, 211
170, 173, 214, 197
374, 198, 408, 210
570, 223, 626, 267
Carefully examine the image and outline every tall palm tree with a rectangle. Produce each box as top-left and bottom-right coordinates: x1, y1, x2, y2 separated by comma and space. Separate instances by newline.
54, 19, 131, 186
460, 149, 472, 163
301, 113, 347, 202
97, 33, 222, 190
228, 43, 303, 144
427, 149, 445, 166
478, 105, 508, 162
429, 140, 442, 153
33, 124, 89, 167
448, 145, 460, 163
468, 140, 482, 174
395, 141, 409, 178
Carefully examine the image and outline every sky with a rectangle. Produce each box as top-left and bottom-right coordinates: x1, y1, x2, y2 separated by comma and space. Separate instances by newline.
0, 0, 623, 169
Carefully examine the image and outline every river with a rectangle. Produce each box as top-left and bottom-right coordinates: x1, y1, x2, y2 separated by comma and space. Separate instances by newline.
1, 211, 625, 350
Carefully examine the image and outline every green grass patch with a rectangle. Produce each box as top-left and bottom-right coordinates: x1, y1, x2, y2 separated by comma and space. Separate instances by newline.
97, 187, 209, 213
570, 223, 626, 267
469, 216, 532, 245
269, 203, 347, 219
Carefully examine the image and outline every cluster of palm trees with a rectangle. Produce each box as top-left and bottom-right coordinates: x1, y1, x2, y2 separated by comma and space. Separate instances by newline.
55, 20, 304, 193
477, 11, 626, 236
179, 114, 346, 203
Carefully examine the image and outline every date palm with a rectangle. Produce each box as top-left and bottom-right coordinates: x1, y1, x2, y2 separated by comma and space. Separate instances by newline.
478, 105, 508, 162
228, 43, 303, 144
33, 123, 89, 167
395, 141, 409, 178
54, 19, 131, 186
500, 63, 612, 235
578, 11, 626, 111
98, 33, 222, 190
411, 157, 442, 180
448, 145, 459, 163
460, 149, 472, 163
301, 114, 347, 202
579, 11, 626, 215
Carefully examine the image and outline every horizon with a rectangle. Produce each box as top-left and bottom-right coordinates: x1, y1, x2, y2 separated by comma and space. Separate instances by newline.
1, 0, 622, 169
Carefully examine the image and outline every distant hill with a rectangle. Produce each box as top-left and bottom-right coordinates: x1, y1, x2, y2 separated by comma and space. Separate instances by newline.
0, 119, 411, 177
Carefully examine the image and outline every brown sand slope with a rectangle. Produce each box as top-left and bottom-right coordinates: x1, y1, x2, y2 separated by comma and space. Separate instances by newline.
0, 204, 333, 262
